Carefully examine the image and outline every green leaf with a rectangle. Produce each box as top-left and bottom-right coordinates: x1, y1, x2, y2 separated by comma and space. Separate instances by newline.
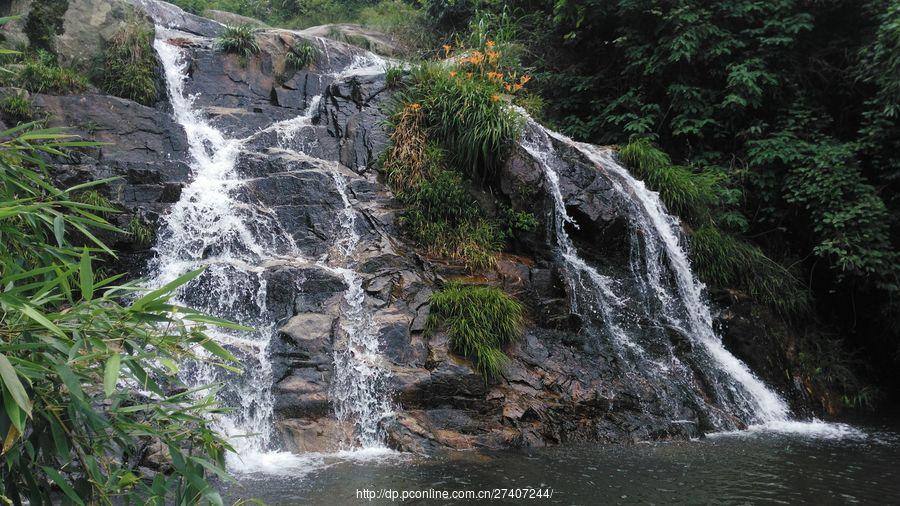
79, 250, 93, 301
0, 353, 30, 416
53, 214, 65, 246
18, 304, 66, 339
41, 466, 85, 505
133, 268, 205, 311
103, 354, 121, 398
199, 339, 238, 363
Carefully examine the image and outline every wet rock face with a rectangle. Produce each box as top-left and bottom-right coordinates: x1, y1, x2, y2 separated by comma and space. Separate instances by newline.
40, 0, 806, 453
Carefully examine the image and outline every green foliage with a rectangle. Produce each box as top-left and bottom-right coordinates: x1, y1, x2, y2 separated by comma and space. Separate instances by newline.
428, 282, 524, 379
0, 92, 33, 123
16, 50, 88, 95
0, 124, 239, 503
690, 225, 810, 316
23, 0, 69, 51
404, 62, 520, 182
797, 334, 879, 410
216, 25, 260, 58
286, 40, 316, 69
619, 139, 721, 224
99, 20, 158, 106
382, 103, 510, 269
73, 189, 114, 213
385, 64, 405, 89
127, 214, 154, 247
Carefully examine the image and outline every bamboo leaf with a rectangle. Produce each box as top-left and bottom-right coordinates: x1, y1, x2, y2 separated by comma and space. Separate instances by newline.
79, 250, 93, 301
103, 354, 121, 398
0, 353, 31, 416
41, 467, 85, 506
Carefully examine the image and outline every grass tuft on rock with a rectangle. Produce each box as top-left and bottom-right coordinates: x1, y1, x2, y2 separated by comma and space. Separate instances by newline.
16, 50, 88, 95
286, 40, 316, 69
0, 92, 33, 123
99, 20, 158, 105
216, 25, 261, 58
618, 138, 720, 222
428, 282, 524, 379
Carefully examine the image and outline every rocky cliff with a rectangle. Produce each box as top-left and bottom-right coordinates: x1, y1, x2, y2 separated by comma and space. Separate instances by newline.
0, 0, 813, 453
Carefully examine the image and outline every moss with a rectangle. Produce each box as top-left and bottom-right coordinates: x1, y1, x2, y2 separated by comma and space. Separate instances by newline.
99, 20, 158, 105
428, 282, 524, 379
24, 0, 69, 52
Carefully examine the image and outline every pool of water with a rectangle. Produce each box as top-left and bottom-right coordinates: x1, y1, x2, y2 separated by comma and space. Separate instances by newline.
223, 418, 900, 504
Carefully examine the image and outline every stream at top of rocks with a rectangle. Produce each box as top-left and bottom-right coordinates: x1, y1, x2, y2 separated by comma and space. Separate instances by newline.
221, 415, 900, 504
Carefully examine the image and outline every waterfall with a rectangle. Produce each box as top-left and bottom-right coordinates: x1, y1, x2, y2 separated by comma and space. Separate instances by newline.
518, 114, 792, 430
150, 29, 394, 471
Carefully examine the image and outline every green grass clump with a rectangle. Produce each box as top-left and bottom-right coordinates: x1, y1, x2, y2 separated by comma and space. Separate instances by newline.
385, 64, 405, 88
216, 25, 260, 58
99, 21, 158, 105
0, 93, 33, 123
619, 138, 720, 222
405, 62, 519, 182
428, 282, 524, 379
16, 51, 88, 95
127, 214, 154, 246
286, 40, 316, 69
690, 224, 810, 315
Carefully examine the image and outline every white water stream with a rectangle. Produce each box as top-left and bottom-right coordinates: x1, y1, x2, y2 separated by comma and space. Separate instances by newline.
518, 114, 857, 436
151, 30, 395, 472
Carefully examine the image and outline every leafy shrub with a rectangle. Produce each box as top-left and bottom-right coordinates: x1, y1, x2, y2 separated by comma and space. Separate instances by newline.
216, 25, 260, 58
797, 333, 879, 410
286, 40, 316, 69
0, 92, 33, 123
0, 125, 239, 504
428, 282, 524, 379
23, 0, 68, 51
99, 21, 158, 105
17, 51, 88, 94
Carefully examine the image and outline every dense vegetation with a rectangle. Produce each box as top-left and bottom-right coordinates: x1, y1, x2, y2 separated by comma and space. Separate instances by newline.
381, 39, 535, 268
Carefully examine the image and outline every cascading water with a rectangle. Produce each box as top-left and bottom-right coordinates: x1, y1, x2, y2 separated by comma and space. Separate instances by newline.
518, 113, 793, 431
150, 28, 395, 471
325, 169, 393, 448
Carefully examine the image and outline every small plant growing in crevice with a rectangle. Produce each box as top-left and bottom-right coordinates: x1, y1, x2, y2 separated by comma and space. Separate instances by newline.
0, 92, 33, 123
428, 282, 524, 379
74, 189, 115, 216
285, 41, 315, 70
216, 25, 260, 59
127, 214, 154, 247
99, 20, 158, 105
